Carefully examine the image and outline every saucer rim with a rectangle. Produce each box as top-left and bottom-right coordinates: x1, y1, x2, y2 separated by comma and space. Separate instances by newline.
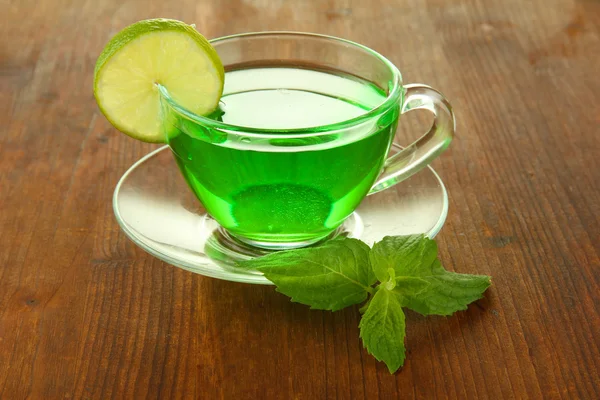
113, 145, 448, 285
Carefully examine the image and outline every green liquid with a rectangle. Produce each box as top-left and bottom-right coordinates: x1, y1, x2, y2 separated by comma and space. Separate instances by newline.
166, 67, 398, 244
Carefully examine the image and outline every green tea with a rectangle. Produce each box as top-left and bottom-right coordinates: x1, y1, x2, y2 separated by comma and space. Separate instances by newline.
166, 67, 398, 245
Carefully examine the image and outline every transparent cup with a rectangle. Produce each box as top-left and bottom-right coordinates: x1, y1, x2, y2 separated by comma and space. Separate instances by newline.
159, 32, 455, 250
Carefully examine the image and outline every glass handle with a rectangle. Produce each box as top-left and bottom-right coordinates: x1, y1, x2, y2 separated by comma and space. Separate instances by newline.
369, 84, 455, 195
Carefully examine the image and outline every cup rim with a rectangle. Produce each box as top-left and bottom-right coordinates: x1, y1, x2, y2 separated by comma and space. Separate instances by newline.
159, 31, 403, 138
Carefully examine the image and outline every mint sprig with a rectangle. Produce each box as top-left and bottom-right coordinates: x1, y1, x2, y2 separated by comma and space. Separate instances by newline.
238, 234, 491, 373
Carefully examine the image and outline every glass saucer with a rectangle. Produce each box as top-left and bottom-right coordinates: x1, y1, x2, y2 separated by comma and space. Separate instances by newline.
113, 145, 448, 285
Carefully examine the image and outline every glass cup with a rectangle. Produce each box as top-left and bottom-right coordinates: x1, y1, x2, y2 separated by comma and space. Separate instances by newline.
159, 32, 455, 250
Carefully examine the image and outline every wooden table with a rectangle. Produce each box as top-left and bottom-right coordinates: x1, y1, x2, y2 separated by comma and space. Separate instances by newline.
2, 0, 599, 398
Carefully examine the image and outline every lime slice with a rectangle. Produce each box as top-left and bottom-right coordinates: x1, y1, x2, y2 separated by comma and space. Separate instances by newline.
93, 19, 224, 143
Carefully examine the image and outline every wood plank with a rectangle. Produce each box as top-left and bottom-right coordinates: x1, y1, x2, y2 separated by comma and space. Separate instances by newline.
0, 0, 598, 398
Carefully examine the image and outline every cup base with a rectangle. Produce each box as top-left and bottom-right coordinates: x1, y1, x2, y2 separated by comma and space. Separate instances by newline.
203, 225, 346, 267
225, 229, 337, 251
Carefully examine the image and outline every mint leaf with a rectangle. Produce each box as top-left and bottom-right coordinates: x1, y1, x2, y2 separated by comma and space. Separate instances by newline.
370, 235, 437, 281
394, 259, 491, 315
349, 239, 378, 288
323, 236, 377, 287
237, 238, 374, 311
359, 287, 406, 373
371, 236, 491, 316
394, 276, 430, 294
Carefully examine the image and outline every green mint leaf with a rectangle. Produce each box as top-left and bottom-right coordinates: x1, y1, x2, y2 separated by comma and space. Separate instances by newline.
371, 236, 491, 316
394, 259, 491, 315
237, 238, 375, 311
359, 287, 406, 373
327, 236, 377, 287
369, 234, 437, 281
394, 276, 430, 294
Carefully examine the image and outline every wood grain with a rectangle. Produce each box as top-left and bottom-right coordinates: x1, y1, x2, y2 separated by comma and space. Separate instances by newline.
1, 0, 599, 398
